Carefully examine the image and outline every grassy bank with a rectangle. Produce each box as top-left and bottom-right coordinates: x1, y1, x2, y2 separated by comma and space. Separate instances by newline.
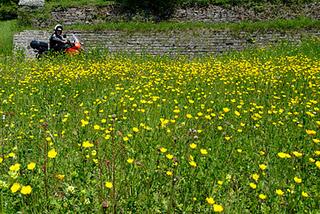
67, 17, 320, 32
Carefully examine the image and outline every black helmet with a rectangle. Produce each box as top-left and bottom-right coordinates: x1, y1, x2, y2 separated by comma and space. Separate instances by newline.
54, 24, 63, 32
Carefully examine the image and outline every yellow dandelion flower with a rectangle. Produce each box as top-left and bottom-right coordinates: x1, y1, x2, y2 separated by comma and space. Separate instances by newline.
27, 162, 36, 170
48, 149, 57, 159
9, 163, 21, 172
166, 171, 173, 176
275, 189, 284, 196
189, 143, 197, 149
20, 185, 32, 195
292, 151, 303, 157
93, 124, 101, 130
123, 136, 129, 141
315, 161, 320, 169
132, 127, 139, 133
11, 183, 21, 193
252, 173, 259, 182
223, 107, 230, 113
313, 139, 320, 144
105, 182, 113, 189
186, 114, 193, 119
259, 194, 267, 200
278, 152, 291, 158
309, 158, 315, 163
249, 182, 257, 189
127, 158, 134, 164
302, 191, 309, 198
259, 151, 265, 155
206, 197, 215, 205
189, 161, 197, 168
213, 204, 224, 212
200, 149, 208, 155
294, 176, 302, 184
56, 174, 65, 180
259, 164, 267, 170
82, 141, 94, 148
81, 119, 89, 127
234, 111, 241, 116
306, 129, 316, 136
160, 147, 167, 153
166, 154, 173, 160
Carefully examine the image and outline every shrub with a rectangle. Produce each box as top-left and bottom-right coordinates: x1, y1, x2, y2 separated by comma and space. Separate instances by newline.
116, 0, 178, 21
0, 0, 18, 20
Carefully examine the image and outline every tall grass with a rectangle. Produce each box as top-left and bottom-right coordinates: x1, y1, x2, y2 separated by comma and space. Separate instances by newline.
0, 20, 19, 55
0, 40, 319, 213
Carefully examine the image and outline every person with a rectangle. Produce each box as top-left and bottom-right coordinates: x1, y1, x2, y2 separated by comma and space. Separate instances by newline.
49, 24, 69, 52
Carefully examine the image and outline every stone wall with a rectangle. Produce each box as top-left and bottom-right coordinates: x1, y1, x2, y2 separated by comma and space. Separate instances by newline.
13, 29, 320, 57
24, 3, 320, 27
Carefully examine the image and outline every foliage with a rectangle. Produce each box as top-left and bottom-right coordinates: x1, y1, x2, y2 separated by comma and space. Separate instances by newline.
115, 0, 178, 20
0, 40, 320, 212
0, 1, 18, 21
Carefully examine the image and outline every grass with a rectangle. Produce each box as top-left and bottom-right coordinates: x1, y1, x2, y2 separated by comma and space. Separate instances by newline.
0, 20, 20, 55
46, 0, 114, 8
66, 16, 320, 32
0, 40, 320, 213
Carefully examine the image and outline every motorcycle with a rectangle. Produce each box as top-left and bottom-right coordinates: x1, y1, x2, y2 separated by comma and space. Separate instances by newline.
30, 34, 82, 58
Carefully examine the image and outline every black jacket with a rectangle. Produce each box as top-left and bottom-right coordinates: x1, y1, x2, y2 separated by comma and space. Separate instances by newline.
49, 33, 67, 51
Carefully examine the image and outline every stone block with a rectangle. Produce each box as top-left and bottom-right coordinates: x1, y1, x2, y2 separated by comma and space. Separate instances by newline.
18, 0, 45, 7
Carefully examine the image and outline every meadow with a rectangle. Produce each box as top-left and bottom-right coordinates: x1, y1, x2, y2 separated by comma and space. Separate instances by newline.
0, 40, 320, 213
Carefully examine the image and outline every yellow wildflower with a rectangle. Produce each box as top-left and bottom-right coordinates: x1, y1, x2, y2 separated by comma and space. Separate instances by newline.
259, 164, 267, 170
11, 183, 21, 193
206, 197, 215, 205
302, 191, 309, 197
27, 162, 36, 170
48, 149, 57, 158
200, 149, 208, 155
189, 161, 197, 167
189, 143, 197, 149
160, 147, 167, 153
105, 182, 113, 189
252, 173, 259, 182
249, 183, 257, 189
275, 189, 284, 196
9, 163, 21, 172
294, 176, 302, 184
213, 204, 224, 212
278, 152, 291, 158
82, 141, 94, 148
20, 185, 32, 195
306, 129, 316, 136
259, 194, 267, 200
127, 158, 134, 164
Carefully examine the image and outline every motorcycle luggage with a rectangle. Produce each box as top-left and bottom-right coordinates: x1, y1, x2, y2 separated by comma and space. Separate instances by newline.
30, 40, 49, 52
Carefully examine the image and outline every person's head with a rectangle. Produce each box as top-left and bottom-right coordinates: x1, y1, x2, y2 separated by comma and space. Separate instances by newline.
54, 24, 63, 35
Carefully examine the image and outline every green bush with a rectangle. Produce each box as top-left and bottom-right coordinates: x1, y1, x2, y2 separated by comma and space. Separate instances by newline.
0, 0, 18, 20
116, 0, 178, 21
